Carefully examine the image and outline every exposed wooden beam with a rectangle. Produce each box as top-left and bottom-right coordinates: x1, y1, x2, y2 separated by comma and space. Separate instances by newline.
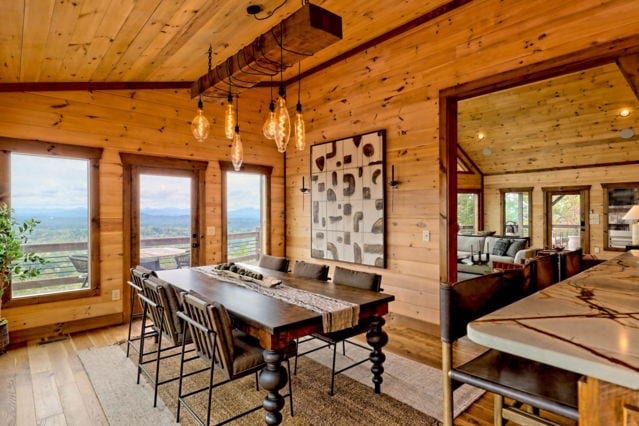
617, 54, 639, 99
190, 3, 342, 98
0, 81, 192, 93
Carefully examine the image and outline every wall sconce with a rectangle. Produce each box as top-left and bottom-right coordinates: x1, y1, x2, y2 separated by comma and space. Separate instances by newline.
389, 165, 400, 189
300, 176, 310, 194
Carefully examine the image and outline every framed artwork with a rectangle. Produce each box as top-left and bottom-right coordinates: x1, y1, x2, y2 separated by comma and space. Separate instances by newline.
310, 129, 386, 267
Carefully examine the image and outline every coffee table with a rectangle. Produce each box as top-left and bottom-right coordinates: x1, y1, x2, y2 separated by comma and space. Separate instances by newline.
457, 262, 493, 275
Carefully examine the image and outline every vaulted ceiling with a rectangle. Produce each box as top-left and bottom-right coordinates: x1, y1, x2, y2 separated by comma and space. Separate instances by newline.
0, 0, 452, 87
458, 62, 639, 175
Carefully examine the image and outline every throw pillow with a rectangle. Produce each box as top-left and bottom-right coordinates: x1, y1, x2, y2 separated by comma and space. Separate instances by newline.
506, 239, 528, 258
492, 238, 511, 256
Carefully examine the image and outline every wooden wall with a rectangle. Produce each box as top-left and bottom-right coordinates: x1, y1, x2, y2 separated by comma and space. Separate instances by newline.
0, 87, 285, 340
484, 164, 639, 260
285, 0, 639, 325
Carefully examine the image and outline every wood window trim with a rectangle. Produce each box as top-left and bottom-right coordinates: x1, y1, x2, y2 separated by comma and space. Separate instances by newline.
457, 189, 484, 232
541, 186, 591, 252
499, 187, 533, 238
120, 153, 207, 323
601, 182, 639, 251
220, 162, 273, 262
0, 138, 102, 307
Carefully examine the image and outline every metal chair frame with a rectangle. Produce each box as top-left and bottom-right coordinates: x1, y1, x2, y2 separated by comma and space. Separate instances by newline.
126, 267, 156, 358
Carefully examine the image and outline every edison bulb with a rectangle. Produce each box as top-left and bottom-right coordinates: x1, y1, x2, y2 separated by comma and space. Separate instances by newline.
191, 106, 209, 142
273, 95, 290, 153
263, 101, 276, 140
224, 97, 235, 140
231, 126, 243, 171
294, 105, 305, 151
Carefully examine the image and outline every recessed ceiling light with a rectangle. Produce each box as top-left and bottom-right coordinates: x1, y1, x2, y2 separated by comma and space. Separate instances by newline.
619, 108, 631, 117
620, 128, 634, 139
477, 132, 486, 141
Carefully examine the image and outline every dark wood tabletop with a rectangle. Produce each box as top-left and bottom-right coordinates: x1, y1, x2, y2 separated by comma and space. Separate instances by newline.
156, 265, 394, 349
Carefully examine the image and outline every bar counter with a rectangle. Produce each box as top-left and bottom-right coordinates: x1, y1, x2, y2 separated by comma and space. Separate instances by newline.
468, 251, 639, 424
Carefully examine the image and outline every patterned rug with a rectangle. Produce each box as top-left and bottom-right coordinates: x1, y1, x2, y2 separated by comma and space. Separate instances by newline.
78, 340, 483, 425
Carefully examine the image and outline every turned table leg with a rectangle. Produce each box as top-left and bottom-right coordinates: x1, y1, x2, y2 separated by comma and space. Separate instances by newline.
260, 349, 288, 425
366, 315, 389, 394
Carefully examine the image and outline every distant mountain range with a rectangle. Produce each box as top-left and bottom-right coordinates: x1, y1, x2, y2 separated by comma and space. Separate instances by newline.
14, 206, 260, 220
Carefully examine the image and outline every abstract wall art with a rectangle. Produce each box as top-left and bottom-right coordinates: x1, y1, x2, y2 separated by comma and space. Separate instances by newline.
310, 130, 385, 267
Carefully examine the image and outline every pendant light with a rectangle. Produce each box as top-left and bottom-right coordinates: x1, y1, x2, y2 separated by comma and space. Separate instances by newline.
231, 95, 243, 171
191, 96, 210, 142
262, 76, 276, 140
224, 61, 235, 140
294, 62, 306, 151
273, 23, 291, 153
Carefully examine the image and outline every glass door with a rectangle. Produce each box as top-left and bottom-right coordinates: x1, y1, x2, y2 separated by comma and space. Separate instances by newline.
543, 186, 590, 252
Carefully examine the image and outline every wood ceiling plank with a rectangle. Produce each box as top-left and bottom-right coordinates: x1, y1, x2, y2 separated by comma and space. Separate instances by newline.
105, 0, 188, 81
58, 0, 112, 81
0, 1, 25, 82
38, 0, 83, 81
121, 0, 211, 81
73, 0, 136, 81
20, 0, 55, 82
90, 0, 164, 81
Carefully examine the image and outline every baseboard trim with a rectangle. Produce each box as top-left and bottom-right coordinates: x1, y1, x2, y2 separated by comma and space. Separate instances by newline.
386, 312, 440, 337
8, 313, 124, 346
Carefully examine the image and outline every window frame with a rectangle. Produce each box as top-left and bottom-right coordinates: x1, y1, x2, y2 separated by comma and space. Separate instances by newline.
457, 189, 483, 233
601, 182, 639, 252
0, 138, 102, 307
220, 162, 272, 262
499, 187, 533, 238
542, 185, 590, 253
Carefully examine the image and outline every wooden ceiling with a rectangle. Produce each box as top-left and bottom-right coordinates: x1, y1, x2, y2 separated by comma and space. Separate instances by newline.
458, 62, 639, 175
0, 0, 453, 88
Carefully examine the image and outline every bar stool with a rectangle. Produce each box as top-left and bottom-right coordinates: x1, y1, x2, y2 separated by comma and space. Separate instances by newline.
126, 266, 156, 358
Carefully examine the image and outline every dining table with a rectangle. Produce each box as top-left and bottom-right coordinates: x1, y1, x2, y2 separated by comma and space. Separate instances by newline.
467, 251, 639, 425
156, 264, 395, 425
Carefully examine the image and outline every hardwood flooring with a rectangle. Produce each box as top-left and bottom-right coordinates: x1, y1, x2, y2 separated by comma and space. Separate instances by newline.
0, 319, 574, 425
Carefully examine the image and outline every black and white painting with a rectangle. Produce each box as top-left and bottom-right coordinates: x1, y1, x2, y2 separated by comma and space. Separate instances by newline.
310, 130, 385, 267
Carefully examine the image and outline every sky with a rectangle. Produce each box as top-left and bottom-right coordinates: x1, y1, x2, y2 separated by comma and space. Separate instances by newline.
10, 153, 262, 212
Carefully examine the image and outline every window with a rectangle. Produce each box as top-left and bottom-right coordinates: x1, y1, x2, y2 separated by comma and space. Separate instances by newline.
0, 139, 101, 305
542, 186, 590, 253
500, 188, 532, 237
602, 183, 639, 251
457, 192, 480, 234
221, 163, 271, 263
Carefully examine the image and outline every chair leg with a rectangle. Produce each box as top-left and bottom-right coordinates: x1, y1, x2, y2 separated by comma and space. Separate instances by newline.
342, 340, 346, 356
126, 289, 136, 358
286, 359, 294, 417
329, 342, 338, 396
293, 338, 300, 375
206, 357, 215, 426
137, 304, 149, 385
176, 333, 188, 422
255, 371, 260, 391
494, 394, 504, 426
152, 313, 165, 408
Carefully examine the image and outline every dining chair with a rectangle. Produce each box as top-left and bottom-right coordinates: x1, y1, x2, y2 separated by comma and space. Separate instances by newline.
258, 254, 290, 272
441, 271, 580, 426
137, 275, 191, 407
533, 252, 559, 290
126, 266, 157, 358
560, 248, 583, 280
176, 293, 295, 425
68, 254, 89, 287
310, 266, 382, 395
291, 260, 331, 374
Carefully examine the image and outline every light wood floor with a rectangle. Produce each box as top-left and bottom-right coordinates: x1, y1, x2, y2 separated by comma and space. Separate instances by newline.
0, 319, 572, 425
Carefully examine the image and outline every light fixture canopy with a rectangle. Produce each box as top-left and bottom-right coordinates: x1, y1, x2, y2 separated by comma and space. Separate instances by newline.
191, 97, 210, 142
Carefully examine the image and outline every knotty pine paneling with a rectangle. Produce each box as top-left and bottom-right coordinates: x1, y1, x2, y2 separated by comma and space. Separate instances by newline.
285, 0, 639, 324
484, 164, 639, 259
0, 88, 285, 338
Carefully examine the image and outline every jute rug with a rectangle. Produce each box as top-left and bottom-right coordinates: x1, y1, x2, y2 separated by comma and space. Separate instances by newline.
79, 340, 483, 425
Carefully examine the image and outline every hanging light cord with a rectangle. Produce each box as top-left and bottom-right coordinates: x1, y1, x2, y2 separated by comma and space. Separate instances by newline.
251, 0, 288, 20
297, 62, 301, 104
235, 95, 240, 132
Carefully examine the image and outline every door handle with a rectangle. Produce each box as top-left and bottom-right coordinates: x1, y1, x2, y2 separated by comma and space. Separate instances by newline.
192, 242, 200, 249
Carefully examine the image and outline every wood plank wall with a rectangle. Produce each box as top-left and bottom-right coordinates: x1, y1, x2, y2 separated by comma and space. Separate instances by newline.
484, 164, 639, 260
0, 87, 285, 339
285, 0, 639, 325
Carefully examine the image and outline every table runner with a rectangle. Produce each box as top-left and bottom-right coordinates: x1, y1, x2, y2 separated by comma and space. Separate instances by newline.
194, 265, 360, 333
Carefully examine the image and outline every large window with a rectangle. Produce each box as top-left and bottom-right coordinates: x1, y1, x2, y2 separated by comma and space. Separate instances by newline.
221, 163, 271, 263
457, 192, 480, 234
500, 188, 532, 237
0, 139, 101, 305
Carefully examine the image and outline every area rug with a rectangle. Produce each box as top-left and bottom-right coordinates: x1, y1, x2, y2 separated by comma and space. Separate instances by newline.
79, 341, 483, 425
